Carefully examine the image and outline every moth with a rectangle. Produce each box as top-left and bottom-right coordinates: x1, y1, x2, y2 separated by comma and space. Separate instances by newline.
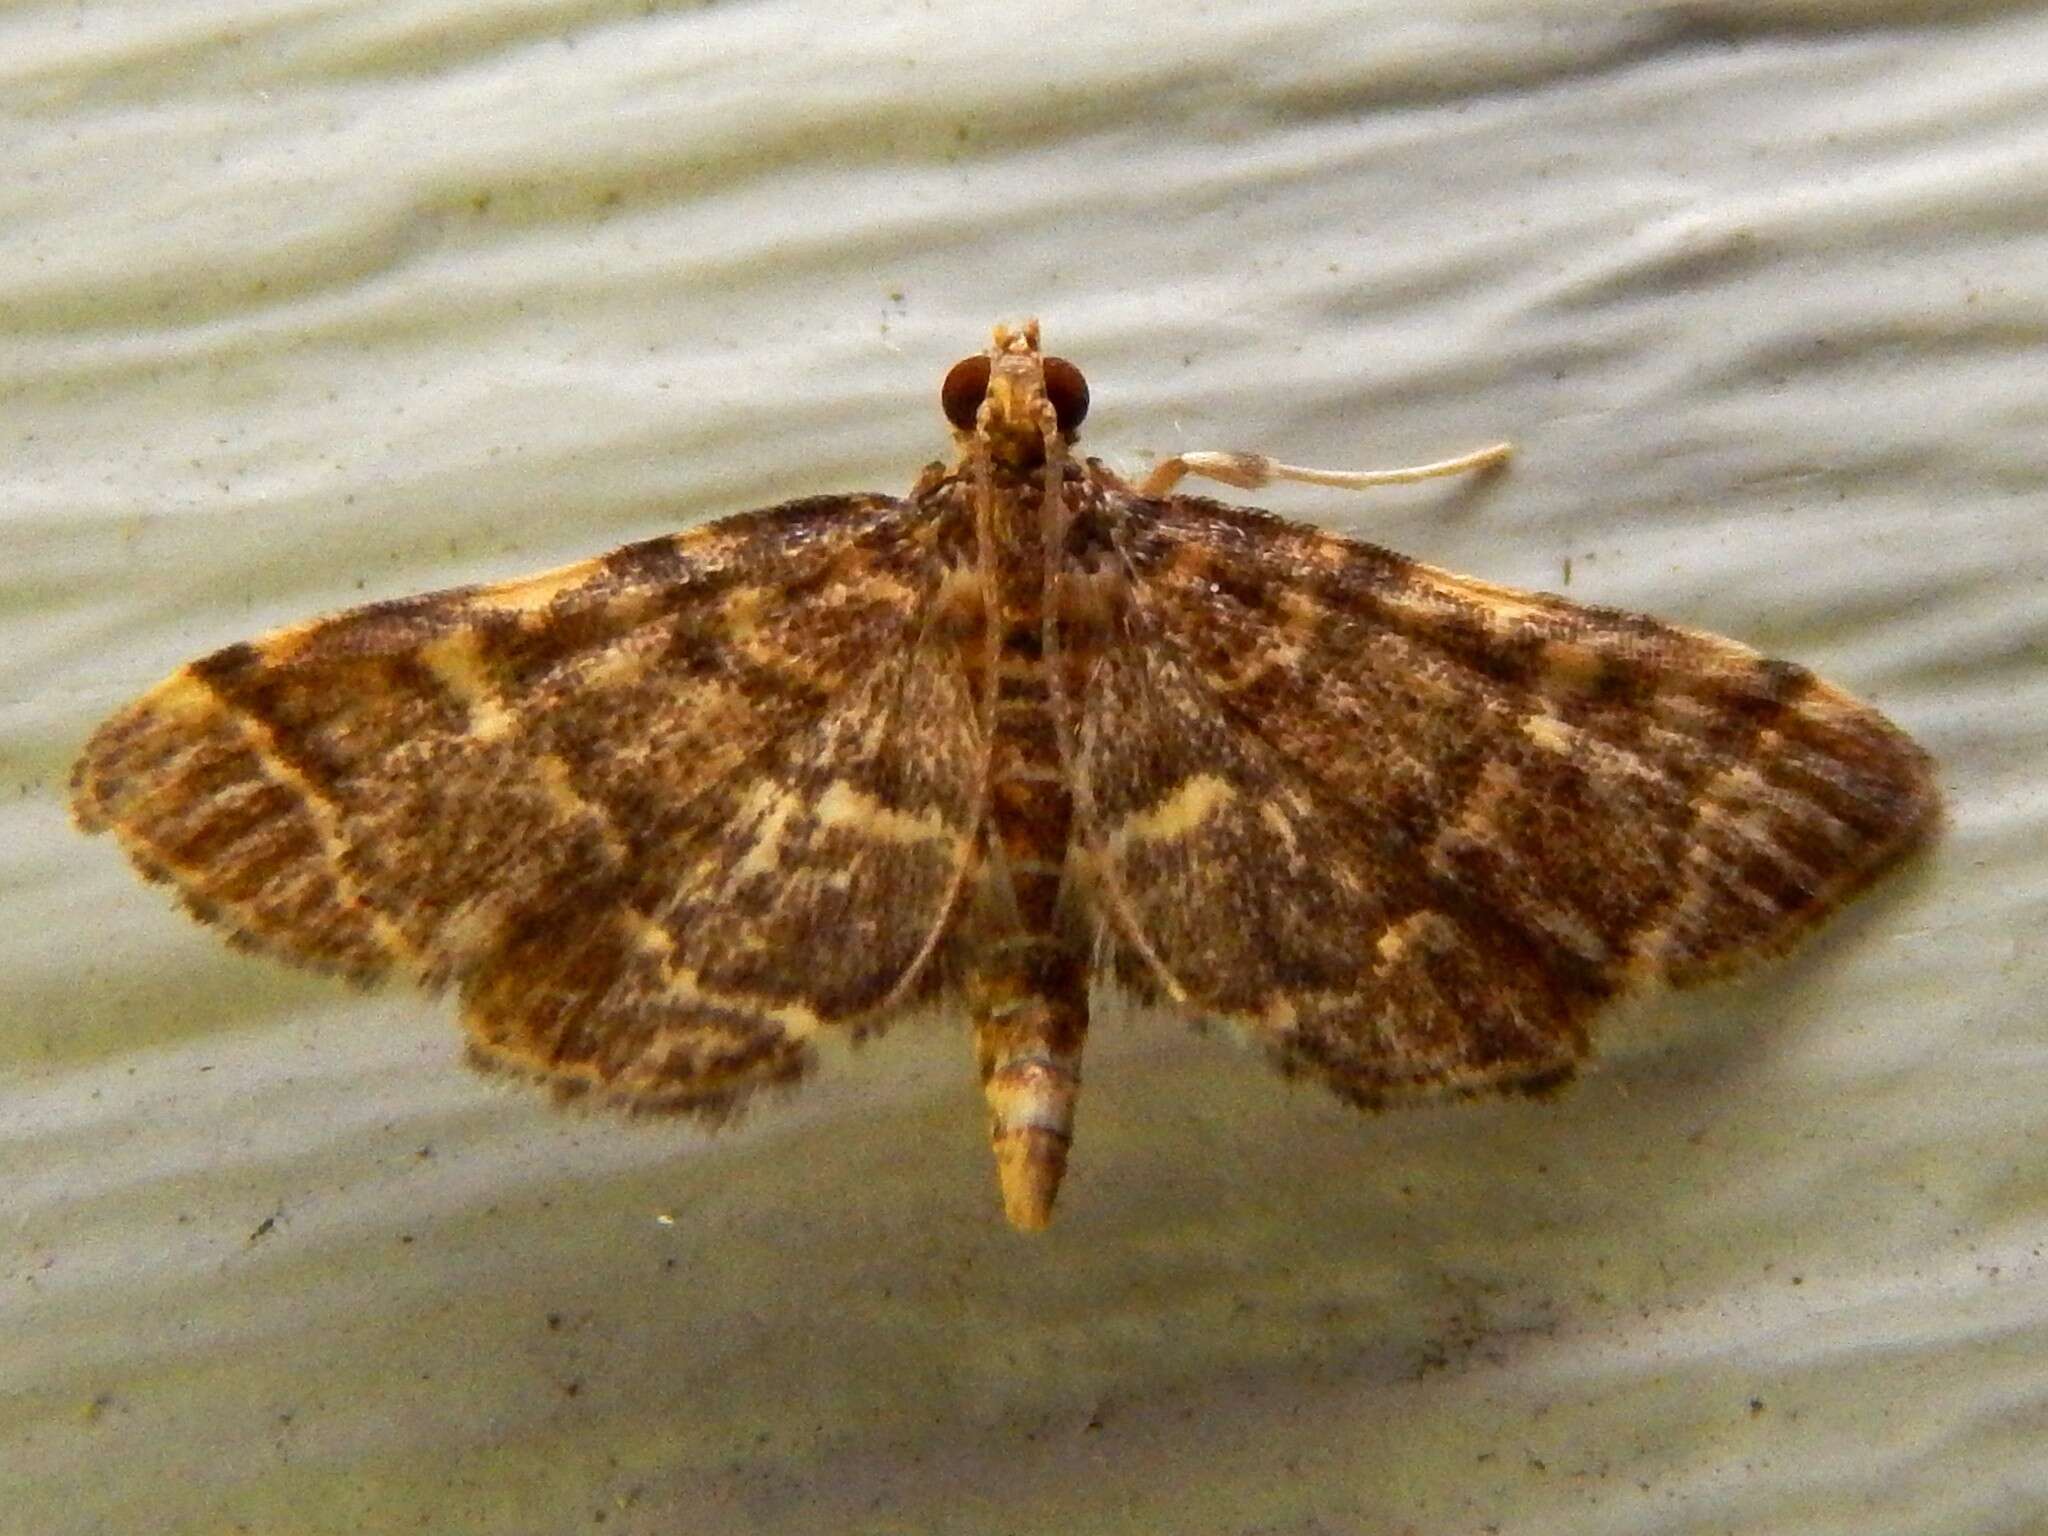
73, 320, 1938, 1230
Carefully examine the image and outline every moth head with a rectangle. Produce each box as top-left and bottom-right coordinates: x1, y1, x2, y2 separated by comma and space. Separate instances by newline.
942, 321, 1089, 467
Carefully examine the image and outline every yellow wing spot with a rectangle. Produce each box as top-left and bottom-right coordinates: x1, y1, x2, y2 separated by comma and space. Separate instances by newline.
418, 631, 517, 742
1520, 712, 1577, 755
1275, 588, 1323, 628
1259, 993, 1299, 1030
1420, 569, 1563, 627
723, 581, 853, 673
621, 909, 676, 959
1790, 682, 1871, 735
1215, 636, 1307, 693
683, 969, 822, 1038
440, 899, 510, 959
1299, 534, 1350, 571
1113, 773, 1237, 849
1374, 909, 1443, 964
579, 640, 654, 692
814, 780, 963, 848
470, 559, 603, 616
142, 670, 228, 727
721, 583, 770, 636
1695, 757, 1772, 807
734, 782, 807, 877
615, 909, 823, 1037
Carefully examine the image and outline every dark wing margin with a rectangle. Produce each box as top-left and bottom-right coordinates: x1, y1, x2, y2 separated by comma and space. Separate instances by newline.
1071, 491, 1938, 1106
73, 493, 984, 1115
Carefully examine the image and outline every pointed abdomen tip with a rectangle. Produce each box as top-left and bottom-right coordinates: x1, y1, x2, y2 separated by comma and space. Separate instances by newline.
994, 1125, 1069, 1231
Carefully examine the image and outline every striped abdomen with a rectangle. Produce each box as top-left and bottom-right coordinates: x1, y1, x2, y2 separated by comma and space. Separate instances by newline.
968, 605, 1090, 1230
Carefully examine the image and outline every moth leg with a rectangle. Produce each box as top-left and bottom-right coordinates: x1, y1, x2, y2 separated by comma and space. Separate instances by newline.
1136, 441, 1511, 498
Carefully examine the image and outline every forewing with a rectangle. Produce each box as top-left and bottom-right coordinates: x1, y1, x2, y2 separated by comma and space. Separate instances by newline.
1073, 492, 1937, 1103
74, 492, 982, 1111
460, 616, 982, 1111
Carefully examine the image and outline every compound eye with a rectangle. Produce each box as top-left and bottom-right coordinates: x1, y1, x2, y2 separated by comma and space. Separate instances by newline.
941, 355, 992, 431
1043, 356, 1089, 436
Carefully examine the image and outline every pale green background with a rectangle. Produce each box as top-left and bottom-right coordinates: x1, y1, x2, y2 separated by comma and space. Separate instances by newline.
4, 3, 2043, 1533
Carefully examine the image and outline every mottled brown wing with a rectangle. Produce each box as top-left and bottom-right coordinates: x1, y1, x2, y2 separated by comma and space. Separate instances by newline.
73, 493, 983, 1114
1072, 492, 1937, 1105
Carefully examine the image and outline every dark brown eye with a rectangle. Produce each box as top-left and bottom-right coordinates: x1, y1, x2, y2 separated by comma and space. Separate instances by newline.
941, 355, 991, 431
1043, 356, 1089, 436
